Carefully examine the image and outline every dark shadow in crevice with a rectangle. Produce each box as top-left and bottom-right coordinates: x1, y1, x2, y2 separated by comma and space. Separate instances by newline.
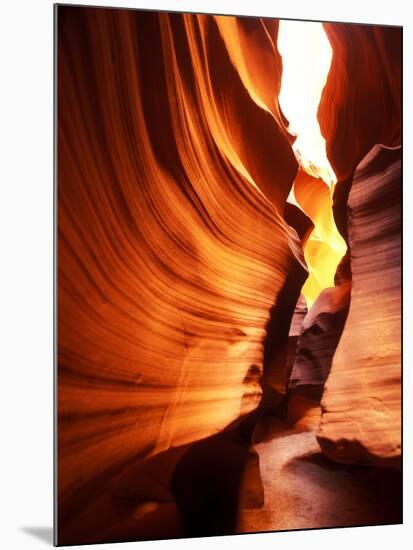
283, 451, 402, 525
170, 410, 261, 537
170, 260, 308, 538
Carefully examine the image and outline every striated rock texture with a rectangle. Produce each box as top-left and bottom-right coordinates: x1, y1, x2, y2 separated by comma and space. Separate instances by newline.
57, 6, 402, 541
57, 6, 303, 540
291, 170, 346, 308
318, 23, 401, 182
289, 282, 350, 390
315, 23, 402, 467
317, 145, 401, 466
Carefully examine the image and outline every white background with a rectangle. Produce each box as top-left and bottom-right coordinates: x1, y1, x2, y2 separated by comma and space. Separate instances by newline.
0, 0, 411, 548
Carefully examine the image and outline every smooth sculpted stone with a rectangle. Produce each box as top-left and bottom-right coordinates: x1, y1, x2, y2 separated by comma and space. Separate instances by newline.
318, 24, 401, 182
289, 282, 350, 389
57, 7, 302, 543
317, 144, 401, 467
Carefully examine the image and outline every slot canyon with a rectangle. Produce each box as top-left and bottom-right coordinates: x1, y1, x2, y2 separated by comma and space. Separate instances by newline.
57, 6, 402, 545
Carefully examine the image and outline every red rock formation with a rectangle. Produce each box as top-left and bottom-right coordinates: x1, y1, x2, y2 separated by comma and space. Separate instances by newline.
318, 23, 401, 182
56, 6, 402, 542
317, 144, 401, 466
289, 282, 350, 389
57, 6, 302, 542
291, 170, 346, 307
315, 23, 401, 467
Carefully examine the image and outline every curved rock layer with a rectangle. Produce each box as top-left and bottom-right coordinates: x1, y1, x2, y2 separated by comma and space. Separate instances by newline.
318, 23, 401, 182
57, 6, 302, 531
289, 282, 350, 389
317, 145, 401, 466
57, 7, 402, 541
291, 170, 346, 307
314, 23, 402, 467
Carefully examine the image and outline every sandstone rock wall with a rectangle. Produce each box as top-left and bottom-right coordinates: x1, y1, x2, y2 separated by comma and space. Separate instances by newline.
314, 24, 402, 466
57, 6, 302, 530
317, 145, 401, 466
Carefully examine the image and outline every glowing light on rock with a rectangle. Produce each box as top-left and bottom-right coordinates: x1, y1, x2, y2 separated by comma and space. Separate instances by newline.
278, 20, 347, 308
278, 20, 336, 186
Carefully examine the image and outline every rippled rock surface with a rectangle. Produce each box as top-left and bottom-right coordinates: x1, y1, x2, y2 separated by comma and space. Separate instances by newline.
56, 6, 402, 543
317, 145, 401, 466
318, 24, 401, 181
289, 282, 350, 390
57, 7, 302, 541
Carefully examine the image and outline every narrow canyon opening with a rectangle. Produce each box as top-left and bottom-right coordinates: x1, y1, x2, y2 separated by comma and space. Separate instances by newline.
278, 20, 347, 310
